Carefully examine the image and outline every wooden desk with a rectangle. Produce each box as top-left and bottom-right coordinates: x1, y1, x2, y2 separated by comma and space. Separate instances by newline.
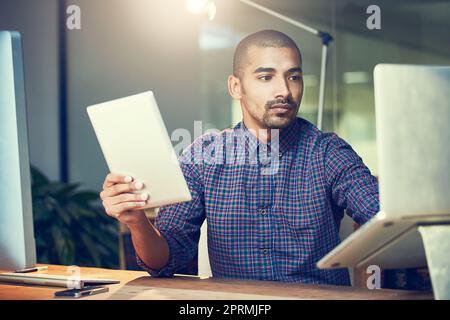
0, 265, 433, 300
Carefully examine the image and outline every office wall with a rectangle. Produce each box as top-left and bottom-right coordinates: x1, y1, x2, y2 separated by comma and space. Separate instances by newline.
65, 0, 203, 191
0, 0, 60, 180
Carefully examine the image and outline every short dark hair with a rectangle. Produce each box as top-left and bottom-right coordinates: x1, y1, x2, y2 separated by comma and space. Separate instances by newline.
233, 30, 301, 78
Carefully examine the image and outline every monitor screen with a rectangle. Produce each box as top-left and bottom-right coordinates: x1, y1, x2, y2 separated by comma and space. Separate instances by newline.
0, 30, 36, 270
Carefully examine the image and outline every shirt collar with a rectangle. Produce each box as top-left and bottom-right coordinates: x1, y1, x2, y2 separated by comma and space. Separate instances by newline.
234, 117, 300, 154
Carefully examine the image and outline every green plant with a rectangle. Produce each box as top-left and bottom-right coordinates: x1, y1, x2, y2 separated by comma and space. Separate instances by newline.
31, 166, 119, 269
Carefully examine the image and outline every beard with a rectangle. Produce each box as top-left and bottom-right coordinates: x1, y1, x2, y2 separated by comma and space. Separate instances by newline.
261, 98, 299, 129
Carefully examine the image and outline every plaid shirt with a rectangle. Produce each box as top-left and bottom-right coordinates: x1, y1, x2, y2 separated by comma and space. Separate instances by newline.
137, 117, 379, 286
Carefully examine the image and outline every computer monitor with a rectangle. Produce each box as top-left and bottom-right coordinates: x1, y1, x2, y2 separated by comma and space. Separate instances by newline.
317, 64, 450, 270
0, 31, 36, 270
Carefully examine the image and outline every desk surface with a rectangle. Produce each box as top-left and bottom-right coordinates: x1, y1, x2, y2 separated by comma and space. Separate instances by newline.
0, 265, 433, 300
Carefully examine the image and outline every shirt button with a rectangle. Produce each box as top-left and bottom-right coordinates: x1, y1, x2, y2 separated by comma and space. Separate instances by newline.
278, 152, 283, 158
260, 208, 267, 215
262, 249, 269, 255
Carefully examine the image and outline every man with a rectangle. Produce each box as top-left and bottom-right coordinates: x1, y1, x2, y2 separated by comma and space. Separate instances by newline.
100, 30, 379, 286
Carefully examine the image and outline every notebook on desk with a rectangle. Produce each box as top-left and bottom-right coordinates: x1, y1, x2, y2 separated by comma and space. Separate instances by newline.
0, 272, 120, 288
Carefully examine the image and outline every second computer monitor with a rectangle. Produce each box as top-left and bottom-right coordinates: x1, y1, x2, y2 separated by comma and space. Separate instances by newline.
0, 30, 36, 270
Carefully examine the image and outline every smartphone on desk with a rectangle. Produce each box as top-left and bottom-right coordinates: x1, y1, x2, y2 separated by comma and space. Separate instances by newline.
54, 285, 109, 298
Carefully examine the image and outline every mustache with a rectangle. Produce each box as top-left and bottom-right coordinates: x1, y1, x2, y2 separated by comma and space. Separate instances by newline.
266, 98, 297, 110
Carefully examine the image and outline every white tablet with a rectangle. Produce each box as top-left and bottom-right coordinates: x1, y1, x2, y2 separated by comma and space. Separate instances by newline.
87, 91, 192, 209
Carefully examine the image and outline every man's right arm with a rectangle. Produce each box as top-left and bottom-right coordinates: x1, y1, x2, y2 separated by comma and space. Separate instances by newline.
100, 142, 206, 276
99, 173, 170, 270
127, 213, 170, 270
135, 156, 206, 277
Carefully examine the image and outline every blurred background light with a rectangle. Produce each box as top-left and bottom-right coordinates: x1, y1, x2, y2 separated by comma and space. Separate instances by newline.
343, 71, 371, 84
185, 0, 217, 20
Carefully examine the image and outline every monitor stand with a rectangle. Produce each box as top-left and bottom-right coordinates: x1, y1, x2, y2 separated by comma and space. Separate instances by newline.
418, 225, 450, 300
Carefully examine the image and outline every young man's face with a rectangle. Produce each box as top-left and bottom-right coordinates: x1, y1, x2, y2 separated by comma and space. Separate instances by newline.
231, 46, 304, 130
